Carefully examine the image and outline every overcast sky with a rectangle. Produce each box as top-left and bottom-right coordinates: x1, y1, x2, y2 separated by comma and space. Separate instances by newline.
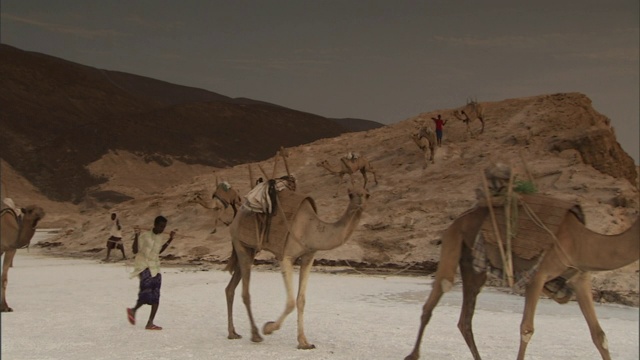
1, 1, 638, 162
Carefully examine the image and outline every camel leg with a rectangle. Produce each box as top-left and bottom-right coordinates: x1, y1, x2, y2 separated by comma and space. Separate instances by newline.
263, 256, 296, 336
235, 243, 263, 343
360, 169, 368, 188
457, 244, 486, 360
1, 250, 17, 312
516, 273, 546, 360
405, 228, 464, 360
295, 253, 316, 349
570, 273, 611, 360
211, 210, 219, 234
225, 261, 243, 339
429, 146, 435, 164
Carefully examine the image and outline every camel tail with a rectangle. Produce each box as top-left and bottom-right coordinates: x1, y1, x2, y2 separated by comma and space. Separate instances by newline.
224, 247, 237, 274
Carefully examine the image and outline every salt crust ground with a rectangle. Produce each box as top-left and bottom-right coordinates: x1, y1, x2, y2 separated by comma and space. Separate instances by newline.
1, 232, 638, 360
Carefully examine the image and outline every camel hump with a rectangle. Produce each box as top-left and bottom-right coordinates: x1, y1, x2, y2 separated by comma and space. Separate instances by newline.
480, 194, 580, 260
276, 189, 317, 216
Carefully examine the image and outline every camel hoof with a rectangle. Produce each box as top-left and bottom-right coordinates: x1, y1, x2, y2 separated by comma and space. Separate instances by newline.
1, 307, 13, 312
297, 343, 316, 350
263, 321, 276, 335
404, 355, 419, 360
210, 229, 217, 234
227, 333, 242, 340
251, 334, 264, 343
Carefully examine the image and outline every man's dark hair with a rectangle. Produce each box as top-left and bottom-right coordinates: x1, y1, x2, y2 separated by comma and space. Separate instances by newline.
154, 216, 168, 225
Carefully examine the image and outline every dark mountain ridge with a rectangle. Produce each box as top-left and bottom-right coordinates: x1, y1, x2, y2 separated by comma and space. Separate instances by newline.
0, 44, 382, 202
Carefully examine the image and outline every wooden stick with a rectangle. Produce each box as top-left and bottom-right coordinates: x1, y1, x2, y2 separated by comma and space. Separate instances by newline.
272, 154, 279, 178
281, 147, 291, 177
481, 172, 514, 288
519, 150, 536, 188
257, 164, 269, 179
504, 166, 516, 289
248, 164, 254, 186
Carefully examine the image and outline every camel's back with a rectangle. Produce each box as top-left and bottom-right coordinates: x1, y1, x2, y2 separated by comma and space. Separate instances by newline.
479, 194, 582, 260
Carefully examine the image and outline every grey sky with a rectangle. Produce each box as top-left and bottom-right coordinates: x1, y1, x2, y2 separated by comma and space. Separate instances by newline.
2, 1, 638, 162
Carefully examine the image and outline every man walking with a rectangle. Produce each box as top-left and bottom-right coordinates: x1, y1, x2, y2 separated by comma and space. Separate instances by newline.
126, 216, 176, 330
104, 213, 126, 261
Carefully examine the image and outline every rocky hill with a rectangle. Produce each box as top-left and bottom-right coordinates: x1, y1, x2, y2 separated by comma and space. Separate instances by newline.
6, 92, 637, 306
0, 44, 382, 203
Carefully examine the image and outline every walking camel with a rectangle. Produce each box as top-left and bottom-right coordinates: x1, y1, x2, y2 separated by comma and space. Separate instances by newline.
411, 126, 436, 168
453, 100, 485, 134
224, 187, 369, 349
1, 204, 45, 312
405, 197, 639, 360
316, 155, 378, 188
188, 181, 242, 233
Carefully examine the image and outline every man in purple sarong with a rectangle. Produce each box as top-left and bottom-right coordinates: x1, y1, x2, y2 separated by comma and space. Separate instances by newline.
126, 216, 176, 330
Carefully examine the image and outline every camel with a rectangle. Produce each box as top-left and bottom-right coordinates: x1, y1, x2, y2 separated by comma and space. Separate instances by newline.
224, 187, 369, 349
411, 126, 436, 168
316, 154, 378, 188
453, 100, 485, 134
405, 198, 639, 360
1, 204, 45, 312
188, 182, 241, 233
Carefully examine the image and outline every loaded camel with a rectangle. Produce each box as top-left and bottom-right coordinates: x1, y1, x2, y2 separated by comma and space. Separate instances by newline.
453, 100, 485, 134
1, 203, 45, 312
316, 154, 378, 188
411, 126, 436, 168
224, 186, 369, 349
405, 193, 639, 360
188, 181, 242, 233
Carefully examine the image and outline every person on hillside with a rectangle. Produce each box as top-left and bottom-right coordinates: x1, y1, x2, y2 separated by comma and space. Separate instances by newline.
104, 212, 126, 261
126, 216, 176, 330
431, 114, 448, 146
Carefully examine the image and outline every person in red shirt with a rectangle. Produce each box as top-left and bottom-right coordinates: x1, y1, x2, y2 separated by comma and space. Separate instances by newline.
431, 114, 448, 146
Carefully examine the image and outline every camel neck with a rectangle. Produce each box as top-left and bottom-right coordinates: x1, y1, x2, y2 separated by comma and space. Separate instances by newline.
304, 203, 364, 251
571, 216, 639, 271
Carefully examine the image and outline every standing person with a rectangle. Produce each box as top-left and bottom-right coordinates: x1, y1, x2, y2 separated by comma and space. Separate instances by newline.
104, 212, 126, 261
431, 114, 448, 147
126, 216, 176, 330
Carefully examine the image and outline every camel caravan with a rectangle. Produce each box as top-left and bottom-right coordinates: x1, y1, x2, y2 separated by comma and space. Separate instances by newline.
2, 99, 639, 359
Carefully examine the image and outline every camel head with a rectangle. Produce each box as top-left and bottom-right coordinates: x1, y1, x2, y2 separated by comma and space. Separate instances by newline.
21, 205, 45, 229
316, 160, 329, 168
347, 187, 370, 210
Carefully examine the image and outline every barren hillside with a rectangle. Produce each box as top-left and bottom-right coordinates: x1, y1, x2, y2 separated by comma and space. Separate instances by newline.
5, 93, 639, 306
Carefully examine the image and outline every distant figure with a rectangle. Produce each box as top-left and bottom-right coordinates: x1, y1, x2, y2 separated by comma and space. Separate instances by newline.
431, 114, 448, 147
256, 177, 264, 186
104, 213, 125, 261
126, 216, 176, 330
